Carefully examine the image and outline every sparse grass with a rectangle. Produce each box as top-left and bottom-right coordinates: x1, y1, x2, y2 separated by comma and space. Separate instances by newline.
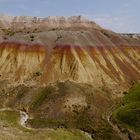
30, 86, 55, 109
0, 110, 31, 132
0, 111, 91, 140
0, 81, 128, 139
27, 118, 67, 128
35, 71, 42, 76
0, 110, 19, 126
73, 108, 92, 132
48, 129, 91, 140
93, 120, 122, 140
28, 104, 93, 132
2, 28, 15, 36
28, 107, 92, 131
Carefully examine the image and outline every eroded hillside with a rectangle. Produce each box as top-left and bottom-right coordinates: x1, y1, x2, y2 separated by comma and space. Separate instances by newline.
0, 17, 140, 94
0, 15, 140, 140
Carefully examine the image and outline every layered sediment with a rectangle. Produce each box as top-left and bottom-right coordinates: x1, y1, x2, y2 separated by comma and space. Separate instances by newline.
0, 16, 140, 93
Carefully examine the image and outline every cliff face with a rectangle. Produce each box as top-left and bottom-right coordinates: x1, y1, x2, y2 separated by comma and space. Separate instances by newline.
0, 42, 46, 82
42, 44, 140, 89
0, 16, 140, 93
0, 15, 100, 30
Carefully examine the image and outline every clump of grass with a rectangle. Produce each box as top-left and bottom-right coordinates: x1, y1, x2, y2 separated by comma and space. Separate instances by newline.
2, 28, 15, 36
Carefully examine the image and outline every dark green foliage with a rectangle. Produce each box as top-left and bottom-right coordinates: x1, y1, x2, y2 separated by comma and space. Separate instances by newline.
114, 84, 140, 132
124, 84, 140, 104
30, 35, 35, 41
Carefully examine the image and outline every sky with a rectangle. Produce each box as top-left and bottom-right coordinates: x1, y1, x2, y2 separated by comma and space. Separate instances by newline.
0, 0, 140, 33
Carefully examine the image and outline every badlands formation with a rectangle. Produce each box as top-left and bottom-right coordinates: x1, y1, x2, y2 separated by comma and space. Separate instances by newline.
0, 15, 140, 140
0, 15, 140, 94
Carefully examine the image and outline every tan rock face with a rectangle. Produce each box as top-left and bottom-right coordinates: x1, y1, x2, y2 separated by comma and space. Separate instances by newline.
0, 15, 101, 30
0, 16, 140, 92
0, 42, 46, 82
41, 44, 140, 93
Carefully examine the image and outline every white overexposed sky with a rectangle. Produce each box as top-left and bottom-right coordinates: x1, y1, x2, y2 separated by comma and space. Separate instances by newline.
0, 0, 140, 33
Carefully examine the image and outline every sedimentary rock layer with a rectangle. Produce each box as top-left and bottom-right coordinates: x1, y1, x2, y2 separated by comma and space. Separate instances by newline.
0, 42, 46, 82
0, 42, 139, 92
0, 16, 140, 93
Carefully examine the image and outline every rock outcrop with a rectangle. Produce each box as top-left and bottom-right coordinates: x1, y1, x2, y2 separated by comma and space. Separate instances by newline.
0, 15, 100, 30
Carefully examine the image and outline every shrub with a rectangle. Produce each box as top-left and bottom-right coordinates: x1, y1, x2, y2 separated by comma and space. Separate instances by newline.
30, 35, 35, 41
35, 71, 42, 76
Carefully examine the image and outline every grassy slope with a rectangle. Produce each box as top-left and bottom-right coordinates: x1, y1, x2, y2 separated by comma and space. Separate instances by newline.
0, 111, 91, 140
26, 82, 121, 140
113, 84, 140, 132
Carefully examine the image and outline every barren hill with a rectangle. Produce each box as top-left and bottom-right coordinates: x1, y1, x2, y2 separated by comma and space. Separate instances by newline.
0, 16, 140, 94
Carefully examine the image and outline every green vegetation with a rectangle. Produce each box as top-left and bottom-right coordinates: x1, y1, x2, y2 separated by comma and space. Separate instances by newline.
2, 28, 15, 36
0, 110, 19, 126
73, 107, 92, 132
27, 118, 67, 128
124, 84, 140, 104
93, 121, 122, 140
48, 129, 91, 140
30, 34, 35, 41
27, 82, 121, 139
35, 71, 42, 76
27, 107, 92, 130
0, 111, 91, 140
0, 110, 30, 132
114, 84, 140, 132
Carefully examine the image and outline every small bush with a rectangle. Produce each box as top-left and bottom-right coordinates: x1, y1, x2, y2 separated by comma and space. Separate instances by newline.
30, 35, 35, 41
35, 71, 42, 76
2, 28, 15, 36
